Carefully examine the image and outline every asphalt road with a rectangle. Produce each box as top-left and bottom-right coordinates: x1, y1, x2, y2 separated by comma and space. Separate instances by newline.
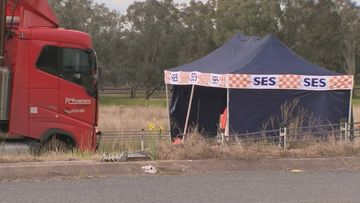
1, 171, 360, 203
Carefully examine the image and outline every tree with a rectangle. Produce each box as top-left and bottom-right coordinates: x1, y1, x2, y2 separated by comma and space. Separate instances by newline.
178, 0, 217, 63
215, 0, 281, 44
49, 0, 360, 98
49, 0, 124, 87
279, 0, 342, 72
335, 0, 360, 89
124, 0, 182, 100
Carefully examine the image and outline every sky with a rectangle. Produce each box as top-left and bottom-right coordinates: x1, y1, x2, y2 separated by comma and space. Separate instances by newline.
95, 0, 360, 13
94, 0, 204, 13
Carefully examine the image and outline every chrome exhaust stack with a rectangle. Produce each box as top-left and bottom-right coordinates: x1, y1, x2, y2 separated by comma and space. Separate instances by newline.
0, 0, 6, 65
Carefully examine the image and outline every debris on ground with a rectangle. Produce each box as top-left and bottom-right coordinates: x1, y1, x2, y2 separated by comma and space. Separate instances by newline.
142, 165, 157, 174
101, 151, 149, 162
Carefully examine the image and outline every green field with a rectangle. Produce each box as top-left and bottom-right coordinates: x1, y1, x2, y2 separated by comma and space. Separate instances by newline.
100, 96, 360, 107
354, 97, 360, 106
100, 95, 167, 107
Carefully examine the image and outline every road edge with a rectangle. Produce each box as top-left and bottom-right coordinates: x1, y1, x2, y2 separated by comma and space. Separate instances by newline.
1, 157, 360, 181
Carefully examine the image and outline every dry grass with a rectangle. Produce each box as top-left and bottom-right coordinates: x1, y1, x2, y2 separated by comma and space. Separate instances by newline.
354, 105, 360, 122
98, 105, 359, 131
0, 152, 101, 163
97, 104, 360, 161
0, 104, 359, 163
1, 134, 360, 163
155, 133, 360, 161
98, 105, 168, 131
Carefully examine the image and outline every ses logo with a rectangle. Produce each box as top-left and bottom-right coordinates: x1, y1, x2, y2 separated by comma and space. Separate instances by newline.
170, 73, 179, 83
303, 77, 327, 88
211, 75, 220, 85
253, 76, 276, 86
190, 72, 198, 83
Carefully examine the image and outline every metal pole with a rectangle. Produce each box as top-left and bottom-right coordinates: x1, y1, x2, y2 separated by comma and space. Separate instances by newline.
348, 88, 353, 124
345, 122, 349, 142
141, 129, 145, 151
284, 127, 287, 150
345, 83, 354, 139
279, 127, 287, 150
165, 84, 171, 132
224, 88, 230, 142
183, 85, 195, 141
347, 87, 354, 140
340, 121, 345, 140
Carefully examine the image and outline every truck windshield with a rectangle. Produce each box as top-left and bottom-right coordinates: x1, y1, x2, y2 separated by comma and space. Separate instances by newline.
36, 45, 98, 98
62, 48, 97, 98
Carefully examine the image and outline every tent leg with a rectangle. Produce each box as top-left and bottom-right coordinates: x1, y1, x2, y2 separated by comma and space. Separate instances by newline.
165, 84, 171, 134
348, 88, 353, 124
225, 88, 230, 142
347, 88, 354, 141
183, 85, 195, 141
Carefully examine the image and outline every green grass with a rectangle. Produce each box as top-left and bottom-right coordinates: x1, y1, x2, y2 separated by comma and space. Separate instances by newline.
99, 95, 360, 107
100, 96, 167, 107
353, 96, 360, 106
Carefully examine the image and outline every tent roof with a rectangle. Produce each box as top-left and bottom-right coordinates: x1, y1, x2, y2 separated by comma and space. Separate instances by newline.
169, 33, 338, 76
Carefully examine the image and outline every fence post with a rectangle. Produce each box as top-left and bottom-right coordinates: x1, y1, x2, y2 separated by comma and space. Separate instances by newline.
344, 122, 349, 142
278, 129, 282, 149
141, 129, 145, 151
279, 127, 288, 150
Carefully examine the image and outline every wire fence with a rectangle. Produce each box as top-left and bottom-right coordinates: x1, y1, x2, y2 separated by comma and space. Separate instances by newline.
101, 129, 170, 142
99, 122, 360, 151
99, 88, 167, 99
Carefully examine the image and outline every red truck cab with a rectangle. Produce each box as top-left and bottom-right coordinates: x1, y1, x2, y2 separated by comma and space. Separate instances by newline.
0, 0, 100, 151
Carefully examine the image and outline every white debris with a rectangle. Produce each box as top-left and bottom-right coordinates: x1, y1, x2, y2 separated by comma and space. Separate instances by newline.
101, 152, 128, 162
142, 165, 157, 174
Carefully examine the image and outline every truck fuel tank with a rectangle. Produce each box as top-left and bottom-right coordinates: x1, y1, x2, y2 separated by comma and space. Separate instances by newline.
0, 66, 11, 121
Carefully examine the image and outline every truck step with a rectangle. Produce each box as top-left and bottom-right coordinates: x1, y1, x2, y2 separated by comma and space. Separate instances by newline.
0, 142, 31, 155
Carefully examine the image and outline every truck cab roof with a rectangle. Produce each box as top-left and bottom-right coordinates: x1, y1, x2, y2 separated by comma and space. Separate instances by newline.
24, 28, 93, 49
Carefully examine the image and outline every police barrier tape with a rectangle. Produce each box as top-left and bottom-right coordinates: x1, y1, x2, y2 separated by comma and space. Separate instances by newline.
164, 71, 354, 91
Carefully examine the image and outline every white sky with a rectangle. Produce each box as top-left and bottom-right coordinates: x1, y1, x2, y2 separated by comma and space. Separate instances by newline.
94, 0, 205, 13
95, 0, 360, 13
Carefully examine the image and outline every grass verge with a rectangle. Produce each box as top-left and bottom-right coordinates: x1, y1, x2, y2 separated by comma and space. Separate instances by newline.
100, 96, 166, 107
155, 133, 360, 161
1, 133, 360, 163
0, 151, 101, 164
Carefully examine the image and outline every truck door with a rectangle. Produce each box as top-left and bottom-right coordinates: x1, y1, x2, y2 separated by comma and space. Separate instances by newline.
58, 43, 97, 126
29, 41, 60, 139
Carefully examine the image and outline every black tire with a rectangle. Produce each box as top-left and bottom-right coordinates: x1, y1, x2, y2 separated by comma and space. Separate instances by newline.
40, 136, 72, 154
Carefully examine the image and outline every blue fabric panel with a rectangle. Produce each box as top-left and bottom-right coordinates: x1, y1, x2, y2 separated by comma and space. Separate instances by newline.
169, 85, 227, 138
229, 89, 351, 135
169, 33, 339, 76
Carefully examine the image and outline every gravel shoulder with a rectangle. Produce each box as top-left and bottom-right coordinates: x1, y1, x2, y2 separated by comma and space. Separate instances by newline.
1, 157, 360, 181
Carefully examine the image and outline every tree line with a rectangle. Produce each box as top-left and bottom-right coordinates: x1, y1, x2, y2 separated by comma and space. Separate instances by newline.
49, 0, 360, 99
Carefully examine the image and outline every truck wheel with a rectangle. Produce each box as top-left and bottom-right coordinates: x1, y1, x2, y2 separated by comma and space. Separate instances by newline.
40, 136, 72, 154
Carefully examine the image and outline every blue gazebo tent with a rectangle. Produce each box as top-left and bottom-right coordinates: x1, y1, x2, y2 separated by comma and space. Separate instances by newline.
164, 33, 354, 138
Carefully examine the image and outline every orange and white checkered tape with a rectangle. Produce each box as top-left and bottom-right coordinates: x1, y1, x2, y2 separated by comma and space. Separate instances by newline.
329, 75, 353, 90
228, 74, 251, 88
278, 75, 301, 89
164, 71, 353, 91
219, 74, 227, 88
164, 71, 171, 83
179, 72, 190, 84
198, 73, 211, 86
